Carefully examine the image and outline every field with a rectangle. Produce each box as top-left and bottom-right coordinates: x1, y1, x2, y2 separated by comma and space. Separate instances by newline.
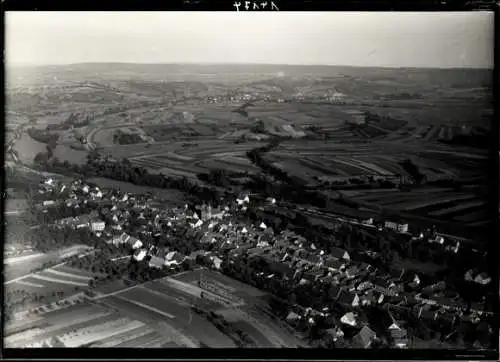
100, 139, 264, 180
5, 262, 104, 314
6, 63, 491, 232
4, 245, 94, 282
12, 133, 48, 165
4, 299, 180, 348
337, 187, 488, 224
73, 268, 302, 348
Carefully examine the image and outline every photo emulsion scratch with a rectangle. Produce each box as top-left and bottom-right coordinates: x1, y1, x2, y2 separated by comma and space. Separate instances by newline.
3, 10, 497, 357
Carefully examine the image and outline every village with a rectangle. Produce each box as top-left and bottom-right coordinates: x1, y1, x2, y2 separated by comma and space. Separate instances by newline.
20, 175, 494, 349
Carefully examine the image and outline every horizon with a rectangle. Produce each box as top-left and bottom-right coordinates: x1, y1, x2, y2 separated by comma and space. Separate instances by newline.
6, 12, 493, 69
6, 61, 493, 71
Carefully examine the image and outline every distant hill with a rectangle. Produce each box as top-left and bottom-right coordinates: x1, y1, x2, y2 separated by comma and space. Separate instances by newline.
7, 63, 492, 88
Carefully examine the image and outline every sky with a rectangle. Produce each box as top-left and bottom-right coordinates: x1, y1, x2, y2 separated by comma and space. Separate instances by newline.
5, 12, 494, 69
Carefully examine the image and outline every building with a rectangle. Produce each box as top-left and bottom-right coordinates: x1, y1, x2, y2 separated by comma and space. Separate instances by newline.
286, 311, 301, 323
325, 326, 344, 342
133, 249, 147, 261
340, 312, 357, 327
330, 247, 350, 261
211, 256, 223, 270
129, 237, 143, 250
91, 221, 106, 232
148, 256, 164, 269
111, 232, 131, 246
324, 258, 346, 272
384, 221, 408, 233
165, 252, 186, 267
352, 326, 377, 348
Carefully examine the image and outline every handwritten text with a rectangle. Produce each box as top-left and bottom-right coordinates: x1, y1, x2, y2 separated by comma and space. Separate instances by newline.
233, 1, 279, 11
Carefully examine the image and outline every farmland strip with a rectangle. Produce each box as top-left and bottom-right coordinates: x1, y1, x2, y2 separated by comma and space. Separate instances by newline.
429, 200, 486, 217
30, 274, 89, 287
44, 268, 92, 281
115, 295, 175, 319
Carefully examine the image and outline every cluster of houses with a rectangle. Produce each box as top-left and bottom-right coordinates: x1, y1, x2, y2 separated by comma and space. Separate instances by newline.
38, 178, 492, 348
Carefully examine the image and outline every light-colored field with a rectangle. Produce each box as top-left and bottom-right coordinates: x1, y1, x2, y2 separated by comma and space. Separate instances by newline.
4, 245, 93, 282
5, 263, 102, 309
98, 291, 236, 348
58, 318, 146, 347
5, 252, 46, 265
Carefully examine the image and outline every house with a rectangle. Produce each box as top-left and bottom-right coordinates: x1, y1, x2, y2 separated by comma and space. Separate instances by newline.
340, 312, 357, 327
112, 232, 131, 246
129, 237, 143, 250
166, 251, 178, 261
330, 247, 350, 261
381, 309, 402, 331
148, 256, 164, 269
192, 219, 204, 228
267, 260, 294, 279
165, 252, 187, 267
91, 221, 106, 232
286, 311, 301, 323
345, 265, 360, 278
303, 253, 322, 266
352, 325, 377, 349
362, 289, 381, 306
324, 258, 346, 272
422, 281, 446, 294
416, 304, 437, 321
372, 277, 394, 296
325, 326, 344, 342
133, 249, 147, 261
336, 290, 359, 308
429, 235, 445, 244
299, 272, 318, 285
211, 256, 223, 270
390, 328, 409, 348
74, 217, 91, 229
188, 250, 207, 260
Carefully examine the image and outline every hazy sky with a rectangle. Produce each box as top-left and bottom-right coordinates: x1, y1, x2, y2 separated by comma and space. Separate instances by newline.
5, 12, 494, 68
